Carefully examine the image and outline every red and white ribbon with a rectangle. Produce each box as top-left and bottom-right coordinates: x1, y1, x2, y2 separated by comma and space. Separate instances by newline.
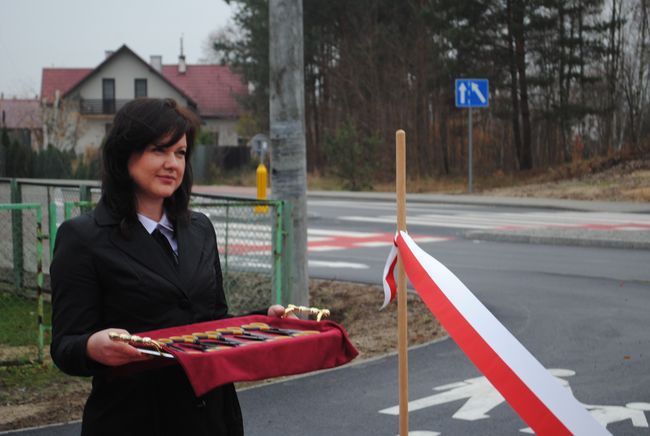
383, 231, 610, 436
381, 241, 398, 309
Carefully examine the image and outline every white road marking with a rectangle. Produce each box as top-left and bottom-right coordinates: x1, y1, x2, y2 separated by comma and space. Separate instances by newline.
410, 237, 451, 243
396, 432, 440, 436
308, 246, 342, 252
356, 241, 395, 247
308, 228, 381, 237
308, 260, 369, 269
379, 369, 650, 433
379, 376, 504, 419
521, 402, 650, 433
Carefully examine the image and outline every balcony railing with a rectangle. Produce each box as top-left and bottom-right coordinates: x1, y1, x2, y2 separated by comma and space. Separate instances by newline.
79, 99, 131, 115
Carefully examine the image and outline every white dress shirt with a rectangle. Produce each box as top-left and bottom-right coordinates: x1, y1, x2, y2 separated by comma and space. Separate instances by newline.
137, 212, 178, 255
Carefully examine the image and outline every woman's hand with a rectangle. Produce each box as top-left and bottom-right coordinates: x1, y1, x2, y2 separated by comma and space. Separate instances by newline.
267, 304, 298, 319
86, 328, 152, 366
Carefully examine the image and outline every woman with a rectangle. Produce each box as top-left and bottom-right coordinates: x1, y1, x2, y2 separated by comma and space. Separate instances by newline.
50, 98, 286, 435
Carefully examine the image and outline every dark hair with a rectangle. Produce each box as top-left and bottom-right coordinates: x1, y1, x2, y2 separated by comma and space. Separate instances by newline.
101, 98, 200, 232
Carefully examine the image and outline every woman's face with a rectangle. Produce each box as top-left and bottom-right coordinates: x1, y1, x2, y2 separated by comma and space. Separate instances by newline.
128, 134, 187, 204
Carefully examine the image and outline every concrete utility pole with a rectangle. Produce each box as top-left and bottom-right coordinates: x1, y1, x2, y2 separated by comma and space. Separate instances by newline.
269, 0, 309, 306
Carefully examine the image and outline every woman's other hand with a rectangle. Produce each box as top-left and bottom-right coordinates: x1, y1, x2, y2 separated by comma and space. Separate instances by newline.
267, 304, 298, 319
86, 328, 152, 366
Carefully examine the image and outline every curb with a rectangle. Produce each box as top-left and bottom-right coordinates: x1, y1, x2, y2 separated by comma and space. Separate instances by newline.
0, 421, 80, 435
466, 230, 650, 250
306, 190, 650, 213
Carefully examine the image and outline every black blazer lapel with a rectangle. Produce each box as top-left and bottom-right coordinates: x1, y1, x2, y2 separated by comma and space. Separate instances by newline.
95, 201, 186, 295
176, 214, 207, 293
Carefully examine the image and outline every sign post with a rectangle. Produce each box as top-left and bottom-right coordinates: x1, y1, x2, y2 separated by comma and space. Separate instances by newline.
455, 79, 489, 193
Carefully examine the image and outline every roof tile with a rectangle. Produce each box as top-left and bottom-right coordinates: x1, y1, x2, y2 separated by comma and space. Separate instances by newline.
41, 68, 92, 103
0, 99, 42, 129
162, 64, 246, 118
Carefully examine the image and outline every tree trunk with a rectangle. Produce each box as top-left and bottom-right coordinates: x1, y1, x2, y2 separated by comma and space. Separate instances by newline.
507, 0, 523, 169
439, 91, 450, 175
558, 4, 571, 163
269, 0, 309, 307
513, 0, 533, 169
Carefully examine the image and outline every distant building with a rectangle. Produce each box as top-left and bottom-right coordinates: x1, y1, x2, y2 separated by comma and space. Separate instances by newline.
0, 97, 42, 148
40, 44, 247, 154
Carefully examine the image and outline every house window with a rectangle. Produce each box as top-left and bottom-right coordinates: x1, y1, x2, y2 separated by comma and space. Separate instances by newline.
102, 78, 116, 114
134, 79, 147, 98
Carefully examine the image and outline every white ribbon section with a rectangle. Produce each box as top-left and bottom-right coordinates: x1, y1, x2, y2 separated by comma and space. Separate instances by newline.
381, 243, 398, 310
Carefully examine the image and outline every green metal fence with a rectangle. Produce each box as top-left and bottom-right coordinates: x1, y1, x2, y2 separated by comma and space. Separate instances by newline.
0, 178, 291, 364
0, 203, 47, 365
0, 178, 100, 263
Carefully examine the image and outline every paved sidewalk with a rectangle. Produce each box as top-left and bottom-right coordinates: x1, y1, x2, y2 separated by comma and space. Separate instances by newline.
308, 190, 650, 213
194, 185, 650, 250
465, 228, 650, 250
195, 185, 650, 213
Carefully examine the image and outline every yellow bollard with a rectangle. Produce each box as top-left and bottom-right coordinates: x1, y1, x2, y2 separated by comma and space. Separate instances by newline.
255, 163, 269, 214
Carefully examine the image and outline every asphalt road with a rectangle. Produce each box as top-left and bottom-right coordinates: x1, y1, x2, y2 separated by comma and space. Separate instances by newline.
6, 197, 650, 435
296, 198, 650, 435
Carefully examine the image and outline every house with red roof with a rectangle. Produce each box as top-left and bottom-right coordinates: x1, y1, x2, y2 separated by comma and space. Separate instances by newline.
0, 98, 42, 148
40, 44, 247, 154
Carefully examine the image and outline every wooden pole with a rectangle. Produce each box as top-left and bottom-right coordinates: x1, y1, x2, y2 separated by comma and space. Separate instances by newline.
396, 129, 408, 436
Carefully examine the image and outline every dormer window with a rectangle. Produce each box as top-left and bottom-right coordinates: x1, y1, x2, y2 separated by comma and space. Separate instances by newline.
134, 79, 147, 98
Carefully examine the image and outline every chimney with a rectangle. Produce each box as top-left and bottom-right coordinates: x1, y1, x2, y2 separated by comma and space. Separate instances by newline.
178, 36, 187, 74
105, 50, 114, 59
150, 55, 162, 72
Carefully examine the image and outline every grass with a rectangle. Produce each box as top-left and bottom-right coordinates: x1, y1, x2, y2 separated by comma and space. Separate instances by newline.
209, 165, 259, 187
0, 363, 69, 398
0, 360, 91, 430
0, 289, 50, 347
218, 151, 650, 201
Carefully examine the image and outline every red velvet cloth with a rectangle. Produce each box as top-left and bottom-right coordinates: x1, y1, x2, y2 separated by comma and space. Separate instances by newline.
137, 315, 358, 397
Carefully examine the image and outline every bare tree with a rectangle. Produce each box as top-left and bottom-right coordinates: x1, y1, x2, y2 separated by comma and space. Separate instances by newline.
269, 0, 309, 306
621, 0, 650, 151
41, 96, 84, 151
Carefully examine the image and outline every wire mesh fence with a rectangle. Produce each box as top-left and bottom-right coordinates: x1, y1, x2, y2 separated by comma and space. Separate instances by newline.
0, 179, 10, 203
0, 178, 290, 366
0, 203, 46, 365
0, 178, 101, 268
191, 193, 289, 315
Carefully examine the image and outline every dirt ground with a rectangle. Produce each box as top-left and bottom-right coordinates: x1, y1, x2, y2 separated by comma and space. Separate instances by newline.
0, 280, 442, 431
481, 156, 650, 202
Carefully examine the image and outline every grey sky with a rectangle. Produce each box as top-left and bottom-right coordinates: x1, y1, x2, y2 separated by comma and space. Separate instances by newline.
0, 0, 234, 98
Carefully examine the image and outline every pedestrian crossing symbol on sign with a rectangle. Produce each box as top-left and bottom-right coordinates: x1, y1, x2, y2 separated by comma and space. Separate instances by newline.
455, 79, 489, 108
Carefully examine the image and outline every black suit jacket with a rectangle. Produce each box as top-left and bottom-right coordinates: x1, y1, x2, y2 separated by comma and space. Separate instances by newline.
50, 200, 243, 436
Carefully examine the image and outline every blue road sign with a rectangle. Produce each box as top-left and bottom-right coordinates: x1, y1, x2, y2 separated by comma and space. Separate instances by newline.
455, 79, 489, 108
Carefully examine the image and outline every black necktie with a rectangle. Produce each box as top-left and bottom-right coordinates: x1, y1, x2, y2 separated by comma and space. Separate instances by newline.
152, 228, 178, 265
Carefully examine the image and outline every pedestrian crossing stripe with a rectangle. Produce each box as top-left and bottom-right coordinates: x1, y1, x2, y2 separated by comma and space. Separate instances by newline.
217, 231, 451, 255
